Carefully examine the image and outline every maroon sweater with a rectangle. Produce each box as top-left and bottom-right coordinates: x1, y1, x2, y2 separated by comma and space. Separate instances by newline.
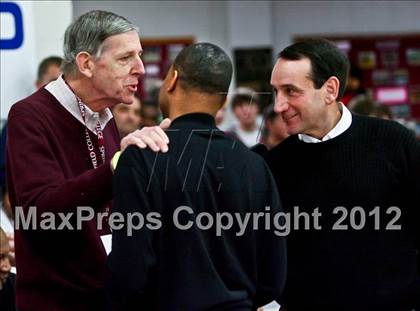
6, 88, 120, 311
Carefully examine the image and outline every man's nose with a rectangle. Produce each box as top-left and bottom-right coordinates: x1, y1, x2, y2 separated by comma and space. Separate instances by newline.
274, 94, 289, 113
132, 55, 145, 76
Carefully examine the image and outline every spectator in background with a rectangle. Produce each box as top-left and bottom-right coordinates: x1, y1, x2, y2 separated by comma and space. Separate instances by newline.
228, 88, 261, 147
140, 100, 160, 127
6, 10, 169, 311
350, 97, 394, 121
341, 65, 366, 106
349, 97, 375, 116
370, 104, 393, 120
250, 104, 289, 156
139, 83, 163, 127
35, 56, 63, 89
112, 94, 142, 138
266, 38, 420, 310
0, 228, 15, 311
261, 104, 289, 150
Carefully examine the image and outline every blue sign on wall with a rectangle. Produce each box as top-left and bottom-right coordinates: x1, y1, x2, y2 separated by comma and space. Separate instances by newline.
0, 2, 24, 50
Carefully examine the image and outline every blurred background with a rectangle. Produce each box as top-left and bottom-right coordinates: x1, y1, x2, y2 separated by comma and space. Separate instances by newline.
1, 0, 420, 135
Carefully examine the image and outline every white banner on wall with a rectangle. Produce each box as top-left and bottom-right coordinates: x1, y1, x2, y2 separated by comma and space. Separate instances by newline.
0, 1, 37, 121
0, 1, 72, 121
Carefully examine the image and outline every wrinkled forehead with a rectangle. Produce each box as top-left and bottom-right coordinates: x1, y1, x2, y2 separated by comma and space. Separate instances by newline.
271, 57, 313, 86
100, 30, 142, 56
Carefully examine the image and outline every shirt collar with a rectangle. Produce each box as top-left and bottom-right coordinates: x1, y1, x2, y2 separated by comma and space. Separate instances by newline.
298, 103, 352, 143
45, 75, 113, 132
170, 113, 217, 129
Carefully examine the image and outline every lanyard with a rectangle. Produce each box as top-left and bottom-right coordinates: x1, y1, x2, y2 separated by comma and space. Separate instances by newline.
76, 96, 106, 169
77, 97, 113, 220
78, 97, 112, 224
64, 78, 106, 169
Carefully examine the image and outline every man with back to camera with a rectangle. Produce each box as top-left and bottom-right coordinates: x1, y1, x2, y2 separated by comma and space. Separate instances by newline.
6, 10, 170, 311
264, 39, 420, 310
108, 42, 287, 310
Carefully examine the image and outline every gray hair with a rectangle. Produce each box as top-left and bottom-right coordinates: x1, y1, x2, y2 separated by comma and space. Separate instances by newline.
62, 10, 139, 76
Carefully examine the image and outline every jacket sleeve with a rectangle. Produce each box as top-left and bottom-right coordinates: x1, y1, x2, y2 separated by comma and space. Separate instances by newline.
6, 104, 114, 215
253, 161, 287, 309
410, 135, 420, 307
409, 136, 420, 273
107, 145, 157, 310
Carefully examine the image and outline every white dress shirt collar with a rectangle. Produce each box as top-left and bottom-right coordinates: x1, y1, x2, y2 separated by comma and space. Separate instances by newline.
45, 75, 113, 132
298, 103, 352, 143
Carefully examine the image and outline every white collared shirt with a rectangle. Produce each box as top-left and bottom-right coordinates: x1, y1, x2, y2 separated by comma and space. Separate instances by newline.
298, 103, 352, 143
45, 76, 113, 132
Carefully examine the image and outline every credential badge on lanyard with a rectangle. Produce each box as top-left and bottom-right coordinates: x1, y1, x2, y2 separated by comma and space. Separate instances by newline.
76, 97, 106, 169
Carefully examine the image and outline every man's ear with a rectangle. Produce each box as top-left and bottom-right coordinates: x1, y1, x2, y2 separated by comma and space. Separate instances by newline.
167, 69, 179, 93
324, 76, 340, 105
75, 52, 94, 78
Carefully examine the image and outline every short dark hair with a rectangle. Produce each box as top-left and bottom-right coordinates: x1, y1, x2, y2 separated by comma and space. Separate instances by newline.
278, 39, 349, 100
231, 93, 258, 109
173, 42, 233, 99
37, 56, 63, 81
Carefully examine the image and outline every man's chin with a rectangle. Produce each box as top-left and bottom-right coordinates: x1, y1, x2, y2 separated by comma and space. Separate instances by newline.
121, 94, 136, 105
286, 125, 300, 136
122, 99, 134, 105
